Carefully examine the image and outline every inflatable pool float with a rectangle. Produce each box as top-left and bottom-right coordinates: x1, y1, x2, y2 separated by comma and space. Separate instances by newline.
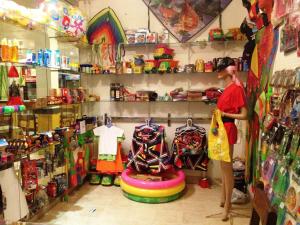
120, 169, 185, 203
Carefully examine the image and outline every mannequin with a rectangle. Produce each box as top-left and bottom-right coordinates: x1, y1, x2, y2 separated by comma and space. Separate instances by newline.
215, 57, 248, 221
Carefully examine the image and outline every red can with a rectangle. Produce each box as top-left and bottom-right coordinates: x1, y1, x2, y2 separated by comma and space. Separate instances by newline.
47, 181, 57, 198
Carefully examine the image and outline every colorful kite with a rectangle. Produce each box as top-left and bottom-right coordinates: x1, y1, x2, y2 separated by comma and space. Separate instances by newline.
86, 7, 126, 45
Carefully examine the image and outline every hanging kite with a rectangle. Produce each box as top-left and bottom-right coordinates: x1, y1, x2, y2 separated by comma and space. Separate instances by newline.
86, 7, 127, 68
86, 7, 126, 45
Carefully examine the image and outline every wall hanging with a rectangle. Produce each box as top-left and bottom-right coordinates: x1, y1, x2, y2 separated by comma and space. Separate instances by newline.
86, 7, 127, 45
143, 0, 232, 42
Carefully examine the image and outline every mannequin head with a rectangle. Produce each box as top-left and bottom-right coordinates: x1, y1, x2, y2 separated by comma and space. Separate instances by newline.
216, 57, 236, 80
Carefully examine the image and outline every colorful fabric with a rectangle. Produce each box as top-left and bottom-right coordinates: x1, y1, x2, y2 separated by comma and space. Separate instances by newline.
0, 66, 8, 100
127, 122, 171, 174
96, 143, 124, 174
171, 123, 207, 169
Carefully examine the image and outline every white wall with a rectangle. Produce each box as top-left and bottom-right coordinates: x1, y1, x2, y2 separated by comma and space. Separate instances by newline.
79, 0, 249, 179
273, 28, 299, 71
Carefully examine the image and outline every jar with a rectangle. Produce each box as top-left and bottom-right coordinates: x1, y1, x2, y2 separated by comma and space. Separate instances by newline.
110, 83, 116, 101
115, 83, 120, 101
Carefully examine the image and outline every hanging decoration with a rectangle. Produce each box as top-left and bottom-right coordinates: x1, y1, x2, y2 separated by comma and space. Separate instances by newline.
0, 0, 87, 38
142, 0, 232, 43
86, 7, 127, 45
243, 0, 279, 184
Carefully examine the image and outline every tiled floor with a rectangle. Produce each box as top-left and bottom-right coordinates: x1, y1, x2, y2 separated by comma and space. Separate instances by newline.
33, 184, 251, 225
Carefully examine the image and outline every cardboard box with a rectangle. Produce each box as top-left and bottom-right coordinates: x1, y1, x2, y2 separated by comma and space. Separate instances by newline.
146, 32, 158, 43
135, 32, 146, 44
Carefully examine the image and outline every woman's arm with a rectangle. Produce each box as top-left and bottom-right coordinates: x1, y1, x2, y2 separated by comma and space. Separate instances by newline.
221, 107, 248, 120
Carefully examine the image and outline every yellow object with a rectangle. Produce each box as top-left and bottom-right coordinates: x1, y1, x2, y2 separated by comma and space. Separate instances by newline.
37, 113, 60, 132
120, 180, 185, 197
133, 65, 143, 74
208, 109, 231, 162
251, 45, 259, 78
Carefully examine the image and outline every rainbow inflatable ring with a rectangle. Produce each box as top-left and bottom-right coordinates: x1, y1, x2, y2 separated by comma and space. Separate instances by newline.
120, 169, 185, 203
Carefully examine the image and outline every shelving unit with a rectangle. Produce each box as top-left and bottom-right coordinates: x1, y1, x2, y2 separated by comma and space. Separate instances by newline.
0, 6, 92, 224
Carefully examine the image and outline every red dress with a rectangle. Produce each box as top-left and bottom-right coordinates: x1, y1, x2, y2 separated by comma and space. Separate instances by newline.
217, 83, 246, 145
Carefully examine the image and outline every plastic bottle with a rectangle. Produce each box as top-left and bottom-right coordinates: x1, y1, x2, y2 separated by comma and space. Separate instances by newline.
7, 39, 12, 62
44, 49, 51, 67
12, 39, 19, 62
37, 49, 44, 66
55, 50, 61, 67
1, 38, 8, 62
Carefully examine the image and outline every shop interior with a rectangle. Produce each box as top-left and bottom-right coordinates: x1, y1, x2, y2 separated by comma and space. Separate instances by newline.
0, 0, 300, 225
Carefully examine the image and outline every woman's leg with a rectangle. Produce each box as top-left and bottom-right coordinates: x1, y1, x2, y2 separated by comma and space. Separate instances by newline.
222, 145, 234, 221
220, 162, 226, 207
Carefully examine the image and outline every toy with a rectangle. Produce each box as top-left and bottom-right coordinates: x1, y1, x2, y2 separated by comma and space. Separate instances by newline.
158, 59, 178, 73
154, 44, 174, 60
185, 64, 195, 73
205, 61, 214, 72
208, 28, 225, 41
195, 59, 205, 72
132, 55, 145, 74
146, 32, 157, 43
144, 60, 159, 74
135, 32, 146, 44
225, 28, 246, 41
120, 169, 185, 203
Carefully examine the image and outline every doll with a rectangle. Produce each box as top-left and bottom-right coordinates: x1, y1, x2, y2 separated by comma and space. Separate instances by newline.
7, 80, 23, 105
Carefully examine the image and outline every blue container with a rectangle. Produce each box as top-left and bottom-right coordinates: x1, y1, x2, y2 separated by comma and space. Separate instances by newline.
38, 49, 44, 66
44, 49, 51, 67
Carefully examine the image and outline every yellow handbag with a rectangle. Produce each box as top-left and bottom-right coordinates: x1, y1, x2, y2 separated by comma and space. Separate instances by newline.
208, 109, 231, 162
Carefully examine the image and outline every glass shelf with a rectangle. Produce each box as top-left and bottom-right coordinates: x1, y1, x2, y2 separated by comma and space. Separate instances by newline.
0, 8, 89, 48
120, 40, 247, 48
80, 71, 248, 76
0, 61, 79, 74
100, 100, 215, 104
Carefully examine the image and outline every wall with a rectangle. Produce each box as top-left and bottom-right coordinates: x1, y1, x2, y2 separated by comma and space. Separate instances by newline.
273, 28, 299, 71
79, 0, 249, 180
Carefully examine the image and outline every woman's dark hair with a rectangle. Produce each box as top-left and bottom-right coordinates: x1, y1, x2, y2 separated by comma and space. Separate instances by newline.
216, 57, 236, 72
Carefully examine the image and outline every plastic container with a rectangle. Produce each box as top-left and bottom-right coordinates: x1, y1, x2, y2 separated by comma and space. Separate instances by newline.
1, 38, 9, 62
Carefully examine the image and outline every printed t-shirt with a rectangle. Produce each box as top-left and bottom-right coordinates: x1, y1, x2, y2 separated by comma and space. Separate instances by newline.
217, 83, 246, 144
93, 125, 124, 156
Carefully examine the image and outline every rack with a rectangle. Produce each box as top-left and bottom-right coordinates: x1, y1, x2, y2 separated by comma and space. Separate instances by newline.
104, 113, 211, 127
80, 71, 249, 76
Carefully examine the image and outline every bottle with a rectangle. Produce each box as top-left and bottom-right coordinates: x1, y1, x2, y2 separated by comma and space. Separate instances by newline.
38, 49, 44, 66
11, 39, 19, 62
1, 38, 8, 62
115, 83, 120, 101
55, 50, 61, 67
110, 83, 115, 101
7, 39, 12, 62
44, 49, 51, 67
120, 84, 124, 101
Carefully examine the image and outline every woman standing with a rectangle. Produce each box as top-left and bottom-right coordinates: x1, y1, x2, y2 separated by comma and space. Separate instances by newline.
215, 57, 248, 221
